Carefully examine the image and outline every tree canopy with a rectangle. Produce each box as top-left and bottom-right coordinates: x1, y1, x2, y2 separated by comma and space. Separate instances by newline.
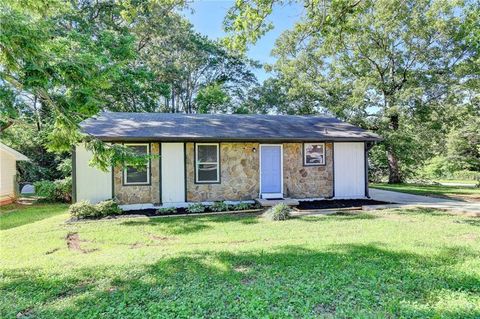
0, 0, 259, 175
224, 0, 479, 182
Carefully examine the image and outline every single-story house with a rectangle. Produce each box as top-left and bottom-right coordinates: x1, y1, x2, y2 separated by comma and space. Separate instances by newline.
73, 112, 381, 206
0, 143, 29, 206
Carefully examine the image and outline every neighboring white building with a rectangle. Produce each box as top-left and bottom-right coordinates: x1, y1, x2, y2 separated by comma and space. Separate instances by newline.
0, 143, 29, 205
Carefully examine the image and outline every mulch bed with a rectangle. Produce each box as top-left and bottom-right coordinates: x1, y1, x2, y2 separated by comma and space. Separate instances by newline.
296, 199, 393, 210
68, 207, 263, 222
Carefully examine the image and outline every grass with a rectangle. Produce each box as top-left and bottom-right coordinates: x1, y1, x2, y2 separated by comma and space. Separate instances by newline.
1, 204, 480, 318
435, 179, 478, 185
0, 203, 68, 230
371, 183, 480, 202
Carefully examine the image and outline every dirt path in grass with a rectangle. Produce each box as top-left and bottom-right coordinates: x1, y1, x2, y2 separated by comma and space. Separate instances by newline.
66, 232, 97, 253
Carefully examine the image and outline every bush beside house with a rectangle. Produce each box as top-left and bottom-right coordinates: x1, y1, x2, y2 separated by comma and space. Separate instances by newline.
34, 177, 72, 203
69, 200, 121, 219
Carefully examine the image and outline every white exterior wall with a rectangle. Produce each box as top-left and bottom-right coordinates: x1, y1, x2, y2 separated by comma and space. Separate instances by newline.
0, 150, 16, 198
75, 144, 112, 203
334, 142, 366, 198
161, 143, 185, 204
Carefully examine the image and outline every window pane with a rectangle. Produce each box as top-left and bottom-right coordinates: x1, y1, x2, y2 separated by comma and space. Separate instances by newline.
125, 144, 149, 184
197, 164, 218, 182
128, 145, 148, 155
197, 145, 217, 163
305, 143, 325, 165
126, 167, 148, 184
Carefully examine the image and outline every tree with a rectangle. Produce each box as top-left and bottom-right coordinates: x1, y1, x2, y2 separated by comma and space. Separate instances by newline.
195, 84, 231, 113
224, 0, 479, 183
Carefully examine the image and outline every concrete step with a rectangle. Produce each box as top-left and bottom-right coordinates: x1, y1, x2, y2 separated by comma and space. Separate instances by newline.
256, 198, 299, 207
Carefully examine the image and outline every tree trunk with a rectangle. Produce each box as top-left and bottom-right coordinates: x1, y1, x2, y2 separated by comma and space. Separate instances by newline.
387, 113, 402, 183
387, 148, 402, 183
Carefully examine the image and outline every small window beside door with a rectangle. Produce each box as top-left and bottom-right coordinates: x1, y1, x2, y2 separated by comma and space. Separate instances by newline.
123, 144, 150, 185
304, 143, 325, 166
195, 143, 220, 183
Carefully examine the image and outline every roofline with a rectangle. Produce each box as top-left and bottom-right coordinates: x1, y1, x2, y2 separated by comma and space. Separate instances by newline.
0, 143, 29, 161
90, 136, 382, 143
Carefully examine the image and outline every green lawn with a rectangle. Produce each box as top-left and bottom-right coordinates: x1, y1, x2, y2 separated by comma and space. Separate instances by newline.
435, 179, 478, 185
1, 204, 480, 318
371, 183, 480, 202
0, 203, 69, 230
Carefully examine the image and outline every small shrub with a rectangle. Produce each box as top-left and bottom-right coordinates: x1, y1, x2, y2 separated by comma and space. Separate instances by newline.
186, 203, 205, 213
69, 201, 99, 218
232, 202, 252, 211
54, 177, 72, 202
69, 199, 122, 219
34, 177, 72, 203
263, 203, 292, 221
211, 201, 229, 212
157, 207, 176, 214
34, 180, 56, 201
252, 201, 262, 209
96, 199, 122, 216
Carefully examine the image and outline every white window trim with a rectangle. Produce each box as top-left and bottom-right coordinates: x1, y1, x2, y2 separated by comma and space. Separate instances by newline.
195, 143, 220, 183
304, 142, 326, 166
123, 143, 150, 185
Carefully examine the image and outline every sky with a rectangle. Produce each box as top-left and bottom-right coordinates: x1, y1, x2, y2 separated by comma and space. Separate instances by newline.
183, 0, 304, 83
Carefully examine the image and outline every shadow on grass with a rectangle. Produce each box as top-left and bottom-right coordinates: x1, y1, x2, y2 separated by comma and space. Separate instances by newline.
0, 204, 68, 230
3, 244, 479, 318
295, 212, 379, 222
455, 219, 480, 227
120, 213, 261, 235
390, 207, 452, 216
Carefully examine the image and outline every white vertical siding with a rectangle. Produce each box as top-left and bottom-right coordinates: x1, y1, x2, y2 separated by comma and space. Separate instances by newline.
334, 142, 366, 198
0, 150, 16, 198
75, 144, 112, 203
161, 143, 185, 204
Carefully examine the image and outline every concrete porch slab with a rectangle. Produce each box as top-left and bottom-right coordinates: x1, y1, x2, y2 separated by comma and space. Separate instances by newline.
256, 198, 299, 207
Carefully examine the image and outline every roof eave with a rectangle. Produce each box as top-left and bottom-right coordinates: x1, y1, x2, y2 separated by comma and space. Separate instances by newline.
90, 136, 382, 143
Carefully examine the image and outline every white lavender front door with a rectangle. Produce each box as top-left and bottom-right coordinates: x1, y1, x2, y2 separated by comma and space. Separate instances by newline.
260, 145, 283, 199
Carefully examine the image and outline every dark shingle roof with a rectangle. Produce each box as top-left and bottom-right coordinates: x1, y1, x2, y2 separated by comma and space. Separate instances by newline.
80, 112, 381, 142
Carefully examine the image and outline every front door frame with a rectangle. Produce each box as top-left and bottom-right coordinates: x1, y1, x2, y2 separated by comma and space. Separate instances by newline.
259, 144, 284, 199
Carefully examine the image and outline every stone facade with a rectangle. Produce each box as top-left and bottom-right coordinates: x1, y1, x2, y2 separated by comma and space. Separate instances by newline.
113, 143, 160, 205
186, 142, 260, 202
283, 143, 334, 198
112, 141, 333, 204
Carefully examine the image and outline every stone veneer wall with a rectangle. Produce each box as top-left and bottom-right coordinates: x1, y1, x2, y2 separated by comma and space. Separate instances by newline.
283, 143, 333, 198
113, 143, 160, 205
186, 142, 260, 202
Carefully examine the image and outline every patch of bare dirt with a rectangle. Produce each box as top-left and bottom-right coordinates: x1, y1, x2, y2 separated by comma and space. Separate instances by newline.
65, 232, 97, 253
45, 248, 60, 255
240, 277, 255, 285
130, 242, 146, 249
149, 234, 173, 241
313, 303, 336, 316
234, 265, 250, 273
458, 233, 479, 241
16, 307, 34, 318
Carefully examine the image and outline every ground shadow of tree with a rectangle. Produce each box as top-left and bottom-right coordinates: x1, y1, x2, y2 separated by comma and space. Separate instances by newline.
3, 244, 479, 318
120, 213, 261, 235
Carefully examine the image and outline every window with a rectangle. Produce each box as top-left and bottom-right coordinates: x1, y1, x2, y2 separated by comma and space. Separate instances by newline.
196, 143, 220, 183
304, 143, 325, 166
124, 144, 150, 185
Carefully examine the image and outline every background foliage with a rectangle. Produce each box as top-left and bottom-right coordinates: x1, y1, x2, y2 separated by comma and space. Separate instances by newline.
1, 0, 478, 187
